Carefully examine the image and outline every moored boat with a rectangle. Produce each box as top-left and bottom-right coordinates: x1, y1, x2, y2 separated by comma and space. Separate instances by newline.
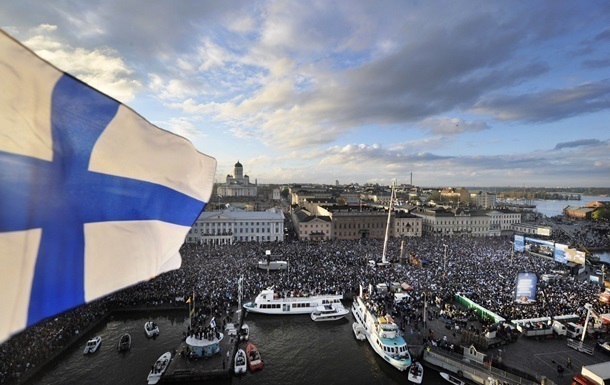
440, 372, 466, 385
352, 291, 411, 371
243, 287, 344, 315
310, 303, 349, 321
147, 351, 171, 384
116, 332, 131, 352
351, 183, 411, 371
352, 322, 366, 341
83, 336, 102, 354
239, 323, 250, 341
144, 321, 159, 338
246, 343, 263, 371
234, 349, 247, 374
408, 360, 424, 384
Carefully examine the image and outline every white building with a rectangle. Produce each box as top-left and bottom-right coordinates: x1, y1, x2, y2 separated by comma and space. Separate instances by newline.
217, 161, 257, 197
186, 208, 284, 245
486, 209, 522, 231
413, 208, 491, 236
470, 191, 497, 209
393, 212, 423, 237
291, 208, 332, 241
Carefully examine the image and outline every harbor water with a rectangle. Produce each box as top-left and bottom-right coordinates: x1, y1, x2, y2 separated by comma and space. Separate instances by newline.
28, 309, 446, 385
508, 194, 605, 218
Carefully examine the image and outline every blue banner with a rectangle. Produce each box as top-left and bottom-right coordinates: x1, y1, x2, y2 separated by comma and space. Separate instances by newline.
514, 272, 537, 304
514, 234, 524, 252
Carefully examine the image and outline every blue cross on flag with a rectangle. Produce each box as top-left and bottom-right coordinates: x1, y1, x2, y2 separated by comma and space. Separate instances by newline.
0, 31, 217, 343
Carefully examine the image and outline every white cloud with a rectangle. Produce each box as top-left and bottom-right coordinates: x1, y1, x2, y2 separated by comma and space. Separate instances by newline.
23, 31, 141, 103
198, 38, 231, 72
226, 15, 256, 33
31, 24, 57, 34
419, 117, 489, 135
148, 75, 201, 101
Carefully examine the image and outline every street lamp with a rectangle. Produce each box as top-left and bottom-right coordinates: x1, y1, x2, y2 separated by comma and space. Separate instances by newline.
443, 244, 448, 279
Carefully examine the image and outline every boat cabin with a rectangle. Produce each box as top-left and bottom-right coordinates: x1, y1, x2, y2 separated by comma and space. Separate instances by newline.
377, 316, 399, 339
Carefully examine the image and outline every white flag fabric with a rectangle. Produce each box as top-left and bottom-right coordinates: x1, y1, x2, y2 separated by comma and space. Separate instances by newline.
0, 30, 217, 343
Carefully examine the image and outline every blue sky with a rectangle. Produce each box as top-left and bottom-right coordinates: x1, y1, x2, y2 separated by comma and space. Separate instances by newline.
1, 1, 609, 187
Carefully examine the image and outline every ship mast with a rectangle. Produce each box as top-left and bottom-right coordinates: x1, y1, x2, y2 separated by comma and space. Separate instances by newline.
381, 181, 396, 265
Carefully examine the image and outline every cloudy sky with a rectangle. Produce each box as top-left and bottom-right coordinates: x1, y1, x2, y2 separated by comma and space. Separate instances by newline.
2, 1, 609, 187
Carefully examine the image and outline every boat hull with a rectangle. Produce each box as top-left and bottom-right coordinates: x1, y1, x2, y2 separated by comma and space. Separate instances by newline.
234, 349, 247, 374
352, 322, 366, 340
147, 352, 171, 384
83, 336, 101, 354
243, 288, 343, 315
408, 361, 424, 384
440, 372, 465, 385
117, 333, 131, 352
246, 343, 263, 371
351, 295, 411, 371
310, 304, 349, 321
144, 322, 159, 338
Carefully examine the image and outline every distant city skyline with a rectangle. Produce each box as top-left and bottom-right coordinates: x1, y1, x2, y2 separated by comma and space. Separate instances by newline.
2, 1, 609, 187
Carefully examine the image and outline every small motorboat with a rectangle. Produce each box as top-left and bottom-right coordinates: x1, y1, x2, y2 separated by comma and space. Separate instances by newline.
144, 321, 160, 338
234, 349, 247, 374
440, 372, 466, 385
239, 323, 250, 341
352, 322, 366, 341
246, 343, 263, 371
408, 360, 424, 384
311, 304, 349, 321
83, 336, 102, 354
147, 351, 171, 384
117, 332, 131, 352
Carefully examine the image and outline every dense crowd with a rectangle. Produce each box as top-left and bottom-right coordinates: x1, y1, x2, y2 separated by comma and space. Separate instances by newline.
545, 216, 610, 249
0, 234, 607, 383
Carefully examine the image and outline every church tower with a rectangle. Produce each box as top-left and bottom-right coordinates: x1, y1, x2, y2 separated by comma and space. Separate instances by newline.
234, 160, 243, 179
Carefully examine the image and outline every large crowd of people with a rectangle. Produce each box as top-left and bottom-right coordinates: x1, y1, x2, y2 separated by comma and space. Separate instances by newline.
0, 234, 607, 383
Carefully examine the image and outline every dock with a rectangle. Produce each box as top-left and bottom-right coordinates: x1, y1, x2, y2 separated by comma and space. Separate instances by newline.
160, 310, 245, 383
400, 301, 608, 385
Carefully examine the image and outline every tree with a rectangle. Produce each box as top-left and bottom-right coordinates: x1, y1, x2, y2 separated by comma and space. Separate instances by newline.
592, 207, 610, 221
280, 188, 289, 199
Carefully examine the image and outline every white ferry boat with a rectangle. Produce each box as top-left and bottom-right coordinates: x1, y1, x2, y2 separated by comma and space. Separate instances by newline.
310, 303, 349, 321
243, 287, 344, 315
351, 290, 411, 371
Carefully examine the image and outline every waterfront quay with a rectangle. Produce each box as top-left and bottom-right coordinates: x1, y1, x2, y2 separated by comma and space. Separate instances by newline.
400, 298, 608, 385
4, 234, 610, 384
161, 314, 244, 383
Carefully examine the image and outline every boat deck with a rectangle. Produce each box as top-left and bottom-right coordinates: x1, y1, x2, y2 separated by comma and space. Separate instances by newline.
162, 323, 240, 382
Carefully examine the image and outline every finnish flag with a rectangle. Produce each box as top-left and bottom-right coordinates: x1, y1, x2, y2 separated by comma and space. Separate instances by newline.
0, 31, 217, 343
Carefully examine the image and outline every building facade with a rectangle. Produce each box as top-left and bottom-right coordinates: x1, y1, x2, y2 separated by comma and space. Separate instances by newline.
511, 223, 552, 237
470, 191, 497, 209
440, 187, 470, 203
413, 208, 491, 236
328, 208, 390, 240
217, 161, 258, 197
292, 208, 332, 241
393, 212, 423, 237
486, 209, 522, 231
186, 208, 284, 244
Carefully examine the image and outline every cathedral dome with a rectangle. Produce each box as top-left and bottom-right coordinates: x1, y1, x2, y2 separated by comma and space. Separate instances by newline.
235, 160, 243, 168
